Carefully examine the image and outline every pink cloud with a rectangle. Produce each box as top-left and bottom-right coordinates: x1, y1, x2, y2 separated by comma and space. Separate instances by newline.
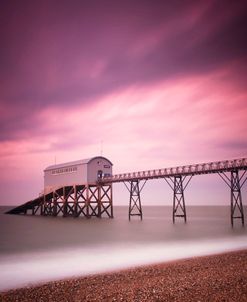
2, 64, 246, 176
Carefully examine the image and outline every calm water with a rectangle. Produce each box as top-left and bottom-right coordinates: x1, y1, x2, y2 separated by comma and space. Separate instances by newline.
0, 205, 247, 291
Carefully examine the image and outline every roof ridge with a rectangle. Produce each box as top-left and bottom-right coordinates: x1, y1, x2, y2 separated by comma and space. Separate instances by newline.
44, 156, 112, 171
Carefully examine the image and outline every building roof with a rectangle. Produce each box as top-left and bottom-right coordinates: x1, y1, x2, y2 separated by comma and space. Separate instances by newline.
44, 156, 113, 171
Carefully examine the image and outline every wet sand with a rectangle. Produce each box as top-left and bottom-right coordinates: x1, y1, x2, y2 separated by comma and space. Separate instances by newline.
1, 249, 247, 301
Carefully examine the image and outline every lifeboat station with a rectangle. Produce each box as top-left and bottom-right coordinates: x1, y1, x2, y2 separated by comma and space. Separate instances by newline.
6, 156, 247, 227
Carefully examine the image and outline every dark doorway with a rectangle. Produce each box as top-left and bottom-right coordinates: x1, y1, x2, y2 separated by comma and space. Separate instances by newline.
97, 170, 103, 180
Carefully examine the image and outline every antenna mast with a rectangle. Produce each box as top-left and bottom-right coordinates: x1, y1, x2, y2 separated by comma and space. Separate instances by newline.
100, 140, 103, 156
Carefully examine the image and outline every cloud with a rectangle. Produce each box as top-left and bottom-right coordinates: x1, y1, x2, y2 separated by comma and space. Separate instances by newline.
1, 0, 247, 142
1, 65, 246, 168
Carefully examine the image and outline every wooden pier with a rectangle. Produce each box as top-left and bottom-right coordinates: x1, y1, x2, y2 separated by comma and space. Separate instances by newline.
6, 157, 247, 226
6, 184, 113, 219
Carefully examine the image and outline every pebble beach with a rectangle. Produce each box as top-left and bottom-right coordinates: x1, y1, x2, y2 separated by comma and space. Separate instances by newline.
1, 249, 247, 302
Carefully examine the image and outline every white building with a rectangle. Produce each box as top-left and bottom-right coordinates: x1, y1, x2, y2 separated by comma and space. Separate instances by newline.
44, 156, 113, 192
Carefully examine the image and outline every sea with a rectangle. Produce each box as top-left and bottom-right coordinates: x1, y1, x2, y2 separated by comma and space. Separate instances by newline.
0, 205, 247, 291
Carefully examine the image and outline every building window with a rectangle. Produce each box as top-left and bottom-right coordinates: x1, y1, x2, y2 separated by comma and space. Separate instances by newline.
51, 166, 77, 175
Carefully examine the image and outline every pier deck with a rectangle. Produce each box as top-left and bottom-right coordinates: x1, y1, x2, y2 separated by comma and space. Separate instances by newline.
6, 157, 247, 226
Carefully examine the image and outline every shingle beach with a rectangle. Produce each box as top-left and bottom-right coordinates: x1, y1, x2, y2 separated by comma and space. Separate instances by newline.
1, 249, 247, 302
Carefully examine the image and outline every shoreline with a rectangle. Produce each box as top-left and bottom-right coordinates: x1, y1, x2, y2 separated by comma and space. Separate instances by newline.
1, 249, 247, 301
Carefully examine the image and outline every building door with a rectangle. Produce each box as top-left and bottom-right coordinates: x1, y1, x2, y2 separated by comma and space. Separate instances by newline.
97, 170, 103, 180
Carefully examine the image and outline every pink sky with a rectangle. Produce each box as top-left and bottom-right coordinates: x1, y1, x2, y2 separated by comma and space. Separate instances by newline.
1, 0, 247, 205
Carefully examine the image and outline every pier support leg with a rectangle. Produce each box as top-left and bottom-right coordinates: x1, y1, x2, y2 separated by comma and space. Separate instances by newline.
42, 194, 53, 216
125, 180, 147, 220
218, 170, 246, 227
129, 180, 142, 220
73, 185, 78, 217
164, 175, 192, 223
99, 184, 113, 218
32, 204, 41, 215
54, 188, 64, 216
53, 192, 58, 216
86, 185, 100, 218
65, 186, 76, 216
173, 176, 186, 223
76, 185, 88, 217
41, 197, 44, 215
63, 187, 68, 217
230, 171, 244, 227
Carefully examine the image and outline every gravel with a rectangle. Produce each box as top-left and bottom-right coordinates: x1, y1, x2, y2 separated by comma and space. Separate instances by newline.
1, 250, 247, 301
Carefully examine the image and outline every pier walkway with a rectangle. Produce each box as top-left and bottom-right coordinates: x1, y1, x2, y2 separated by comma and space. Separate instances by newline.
6, 158, 247, 226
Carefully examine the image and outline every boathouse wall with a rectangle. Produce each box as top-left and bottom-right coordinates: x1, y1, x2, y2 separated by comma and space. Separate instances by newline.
44, 156, 113, 192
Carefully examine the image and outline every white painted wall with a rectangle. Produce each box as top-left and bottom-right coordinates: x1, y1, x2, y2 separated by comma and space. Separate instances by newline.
87, 157, 112, 184
44, 157, 112, 191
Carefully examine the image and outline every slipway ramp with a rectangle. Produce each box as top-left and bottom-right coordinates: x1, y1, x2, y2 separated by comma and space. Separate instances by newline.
5, 193, 52, 215
5, 184, 113, 218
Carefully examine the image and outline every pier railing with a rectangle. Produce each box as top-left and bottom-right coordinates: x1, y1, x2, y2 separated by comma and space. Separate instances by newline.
100, 157, 247, 226
101, 158, 247, 183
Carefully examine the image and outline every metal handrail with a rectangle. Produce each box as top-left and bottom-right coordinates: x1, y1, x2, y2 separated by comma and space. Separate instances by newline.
101, 158, 247, 183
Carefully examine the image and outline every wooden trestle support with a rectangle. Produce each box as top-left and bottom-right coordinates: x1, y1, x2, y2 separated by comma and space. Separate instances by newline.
164, 175, 193, 223
218, 170, 247, 227
124, 180, 147, 220
15, 184, 113, 218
